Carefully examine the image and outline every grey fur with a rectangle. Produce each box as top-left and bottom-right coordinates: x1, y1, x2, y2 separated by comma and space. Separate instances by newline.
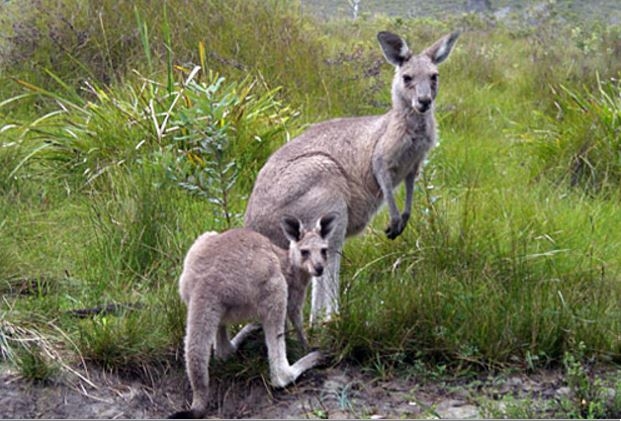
172, 214, 336, 419
245, 31, 460, 323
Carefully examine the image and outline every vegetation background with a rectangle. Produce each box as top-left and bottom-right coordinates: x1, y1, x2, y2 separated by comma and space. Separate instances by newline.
1, 0, 620, 417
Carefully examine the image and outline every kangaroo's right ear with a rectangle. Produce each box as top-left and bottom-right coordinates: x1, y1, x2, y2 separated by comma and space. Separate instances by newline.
281, 215, 303, 243
317, 212, 338, 240
424, 30, 460, 65
377, 31, 411, 67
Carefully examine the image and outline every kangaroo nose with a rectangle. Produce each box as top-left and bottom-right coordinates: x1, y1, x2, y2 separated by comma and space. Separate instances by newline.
415, 97, 432, 113
314, 265, 324, 276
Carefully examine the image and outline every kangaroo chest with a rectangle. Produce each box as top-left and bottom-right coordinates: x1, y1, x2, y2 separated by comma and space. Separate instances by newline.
390, 131, 434, 183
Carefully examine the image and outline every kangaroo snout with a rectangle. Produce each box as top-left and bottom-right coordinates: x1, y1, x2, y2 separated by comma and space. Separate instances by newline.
414, 96, 432, 113
313, 264, 324, 277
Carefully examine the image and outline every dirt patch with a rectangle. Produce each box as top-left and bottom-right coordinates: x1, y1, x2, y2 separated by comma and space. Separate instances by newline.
0, 358, 590, 419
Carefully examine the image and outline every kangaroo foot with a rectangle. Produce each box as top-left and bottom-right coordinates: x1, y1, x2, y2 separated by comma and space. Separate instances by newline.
271, 350, 323, 388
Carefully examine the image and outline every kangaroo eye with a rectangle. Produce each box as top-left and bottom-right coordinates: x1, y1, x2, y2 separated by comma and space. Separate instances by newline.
402, 75, 413, 84
430, 73, 438, 83
320, 248, 328, 258
300, 250, 310, 259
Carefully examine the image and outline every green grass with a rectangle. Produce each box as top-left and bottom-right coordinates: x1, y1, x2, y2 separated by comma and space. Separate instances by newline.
1, 0, 621, 406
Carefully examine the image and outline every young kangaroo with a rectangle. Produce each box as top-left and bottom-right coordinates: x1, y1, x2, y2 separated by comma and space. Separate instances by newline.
169, 213, 336, 419
245, 30, 460, 323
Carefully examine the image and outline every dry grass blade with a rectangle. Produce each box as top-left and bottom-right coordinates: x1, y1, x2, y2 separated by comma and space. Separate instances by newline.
0, 318, 97, 390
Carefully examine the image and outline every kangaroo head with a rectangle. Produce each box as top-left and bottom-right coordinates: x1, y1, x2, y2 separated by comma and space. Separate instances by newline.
280, 213, 338, 277
378, 30, 460, 114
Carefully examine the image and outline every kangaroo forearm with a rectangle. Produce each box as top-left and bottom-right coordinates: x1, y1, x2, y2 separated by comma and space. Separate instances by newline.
372, 157, 401, 218
403, 171, 415, 215
384, 189, 401, 219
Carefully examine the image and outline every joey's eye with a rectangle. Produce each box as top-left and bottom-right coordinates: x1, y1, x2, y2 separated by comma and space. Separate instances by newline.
320, 248, 328, 258
300, 250, 310, 259
402, 75, 413, 84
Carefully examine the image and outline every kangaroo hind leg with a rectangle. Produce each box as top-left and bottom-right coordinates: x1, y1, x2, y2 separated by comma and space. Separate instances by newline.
263, 275, 322, 388
171, 301, 220, 419
310, 211, 346, 325
231, 323, 261, 350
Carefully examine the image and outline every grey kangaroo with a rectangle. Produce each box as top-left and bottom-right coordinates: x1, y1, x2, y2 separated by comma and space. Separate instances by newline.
245, 30, 460, 323
169, 213, 336, 419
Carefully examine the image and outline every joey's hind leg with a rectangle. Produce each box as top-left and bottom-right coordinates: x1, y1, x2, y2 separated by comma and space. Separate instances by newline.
263, 277, 322, 388
231, 323, 261, 349
181, 302, 220, 418
214, 323, 260, 360
261, 277, 297, 387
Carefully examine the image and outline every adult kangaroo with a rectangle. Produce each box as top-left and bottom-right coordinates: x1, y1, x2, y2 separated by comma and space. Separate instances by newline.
245, 30, 460, 323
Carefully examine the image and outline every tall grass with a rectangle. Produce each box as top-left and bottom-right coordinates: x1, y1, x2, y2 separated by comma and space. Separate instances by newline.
522, 76, 621, 196
331, 183, 621, 367
1, 0, 620, 382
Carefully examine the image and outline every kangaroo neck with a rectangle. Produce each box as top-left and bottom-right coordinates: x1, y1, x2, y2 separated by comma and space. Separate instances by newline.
387, 104, 433, 139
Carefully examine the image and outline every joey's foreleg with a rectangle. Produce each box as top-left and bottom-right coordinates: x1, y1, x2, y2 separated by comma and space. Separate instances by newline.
288, 288, 309, 350
214, 325, 235, 360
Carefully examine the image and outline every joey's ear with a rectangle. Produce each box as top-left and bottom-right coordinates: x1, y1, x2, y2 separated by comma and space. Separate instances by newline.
377, 31, 411, 67
316, 212, 338, 239
424, 30, 460, 64
281, 215, 303, 243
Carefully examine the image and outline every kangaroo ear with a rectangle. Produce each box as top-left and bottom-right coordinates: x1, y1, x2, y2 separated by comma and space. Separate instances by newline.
316, 212, 338, 239
281, 215, 303, 243
377, 31, 411, 67
424, 30, 460, 64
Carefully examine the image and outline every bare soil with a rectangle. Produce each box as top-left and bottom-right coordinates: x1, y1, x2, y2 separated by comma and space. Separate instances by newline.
0, 357, 580, 419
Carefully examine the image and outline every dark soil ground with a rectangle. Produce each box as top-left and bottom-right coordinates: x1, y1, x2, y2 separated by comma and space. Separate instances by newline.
2, 330, 618, 419
0, 357, 594, 419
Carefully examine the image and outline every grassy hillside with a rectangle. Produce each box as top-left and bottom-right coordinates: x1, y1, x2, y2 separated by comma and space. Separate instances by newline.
303, 0, 621, 24
1, 1, 620, 414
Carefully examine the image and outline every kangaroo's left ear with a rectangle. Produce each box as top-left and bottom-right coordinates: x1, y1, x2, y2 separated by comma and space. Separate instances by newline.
424, 30, 460, 64
281, 215, 303, 243
316, 212, 338, 239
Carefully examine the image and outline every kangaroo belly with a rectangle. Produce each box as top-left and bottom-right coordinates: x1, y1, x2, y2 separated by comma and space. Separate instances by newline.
346, 191, 383, 236
246, 154, 351, 247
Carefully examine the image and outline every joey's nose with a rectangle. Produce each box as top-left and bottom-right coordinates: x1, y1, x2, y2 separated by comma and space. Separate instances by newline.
417, 97, 432, 112
314, 265, 324, 276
